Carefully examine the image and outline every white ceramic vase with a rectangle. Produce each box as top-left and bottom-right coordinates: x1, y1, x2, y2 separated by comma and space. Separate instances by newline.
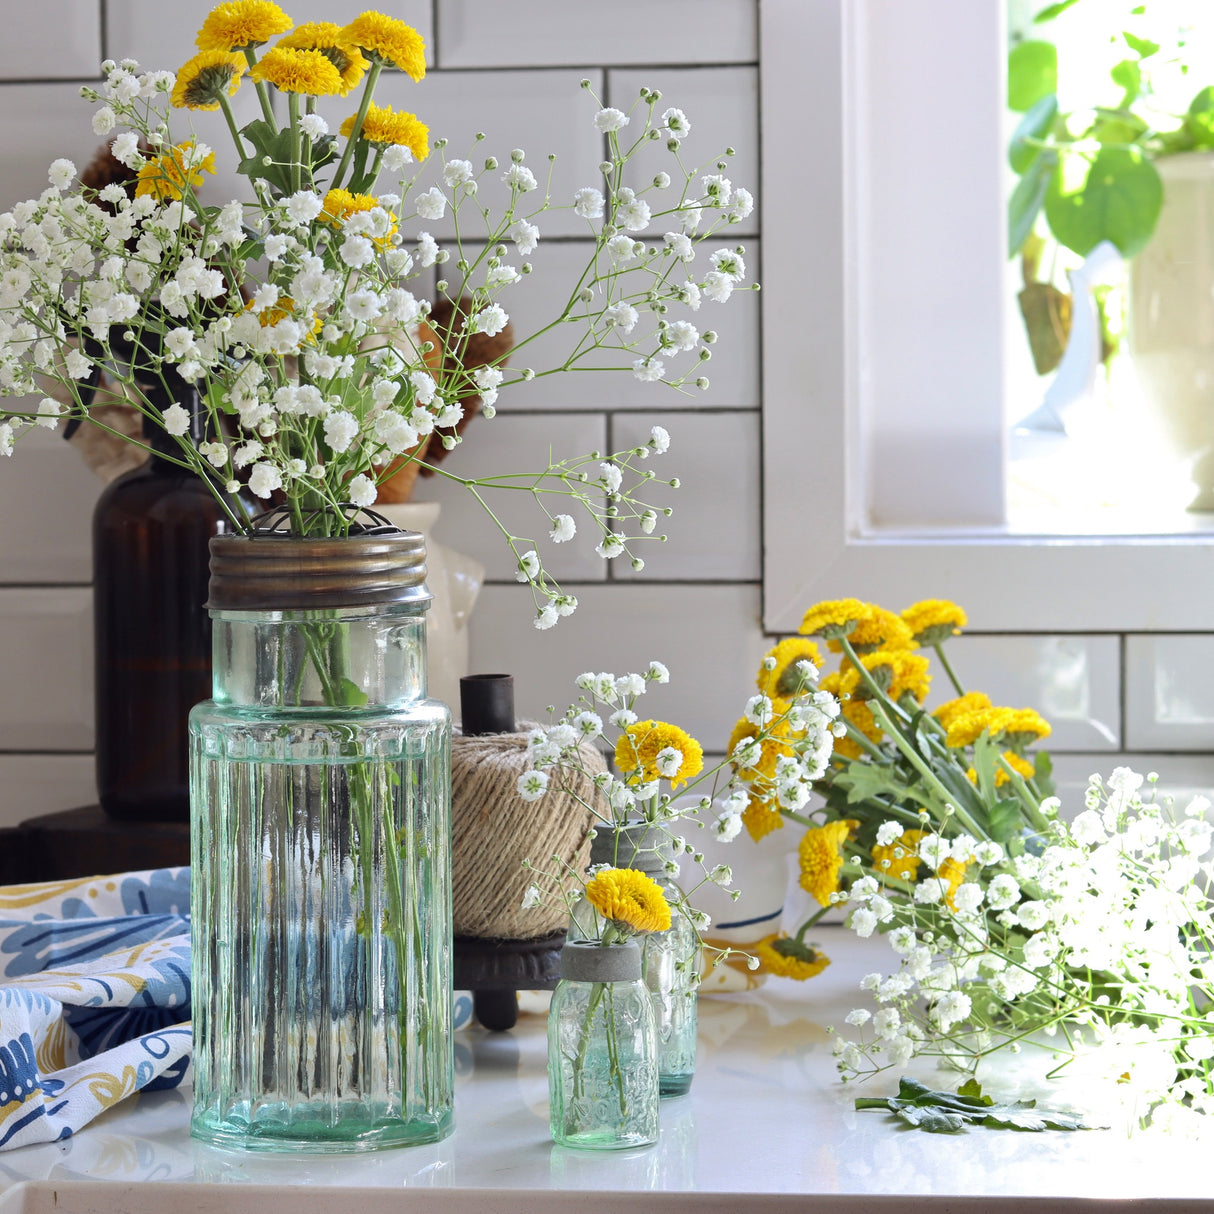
1128, 151, 1214, 510
374, 502, 484, 717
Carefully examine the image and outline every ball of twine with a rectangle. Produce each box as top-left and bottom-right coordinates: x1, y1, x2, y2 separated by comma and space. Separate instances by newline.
452, 726, 606, 940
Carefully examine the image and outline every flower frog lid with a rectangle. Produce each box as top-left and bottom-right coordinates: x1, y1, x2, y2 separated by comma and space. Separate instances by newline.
589, 819, 673, 876
560, 939, 641, 983
207, 516, 432, 611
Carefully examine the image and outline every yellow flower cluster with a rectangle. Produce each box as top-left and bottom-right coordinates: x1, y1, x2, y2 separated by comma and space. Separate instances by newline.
614, 720, 704, 788
902, 598, 968, 647
341, 102, 429, 159
754, 934, 831, 981
171, 50, 246, 111
584, 867, 671, 934
870, 828, 970, 909
757, 637, 822, 701
134, 141, 217, 201
180, 4, 426, 106
798, 820, 857, 906
945, 706, 1051, 750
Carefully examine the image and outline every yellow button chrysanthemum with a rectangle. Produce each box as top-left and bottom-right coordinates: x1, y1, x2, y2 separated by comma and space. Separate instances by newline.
946, 706, 1050, 749
933, 691, 992, 732
754, 933, 831, 981
742, 795, 784, 841
250, 46, 345, 95
341, 102, 430, 160
584, 867, 671, 934
827, 604, 914, 655
614, 719, 704, 788
196, 0, 292, 52
277, 21, 368, 94
757, 636, 823, 700
342, 10, 427, 81
171, 49, 246, 110
798, 597, 868, 640
797, 819, 856, 907
902, 598, 968, 647
871, 828, 923, 882
134, 141, 216, 201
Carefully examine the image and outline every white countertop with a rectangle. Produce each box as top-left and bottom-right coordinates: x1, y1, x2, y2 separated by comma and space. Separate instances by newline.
1, 928, 1213, 1213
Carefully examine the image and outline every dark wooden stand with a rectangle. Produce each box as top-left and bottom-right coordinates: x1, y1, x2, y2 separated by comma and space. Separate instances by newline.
10, 804, 190, 883
453, 932, 565, 1031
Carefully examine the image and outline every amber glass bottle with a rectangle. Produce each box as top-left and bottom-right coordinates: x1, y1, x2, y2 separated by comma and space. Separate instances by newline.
92, 387, 241, 821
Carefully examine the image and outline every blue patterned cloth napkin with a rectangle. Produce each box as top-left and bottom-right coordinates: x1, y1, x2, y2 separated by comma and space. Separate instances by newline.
0, 868, 191, 1150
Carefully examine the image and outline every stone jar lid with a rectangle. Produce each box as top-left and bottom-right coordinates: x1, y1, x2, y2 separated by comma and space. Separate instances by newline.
560, 940, 641, 983
207, 530, 431, 611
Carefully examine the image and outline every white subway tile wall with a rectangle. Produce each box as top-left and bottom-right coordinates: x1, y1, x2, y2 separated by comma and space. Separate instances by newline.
0, 1, 1210, 830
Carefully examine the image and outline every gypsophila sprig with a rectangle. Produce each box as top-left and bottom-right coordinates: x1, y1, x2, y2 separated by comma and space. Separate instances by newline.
834, 768, 1214, 1132
0, 6, 754, 631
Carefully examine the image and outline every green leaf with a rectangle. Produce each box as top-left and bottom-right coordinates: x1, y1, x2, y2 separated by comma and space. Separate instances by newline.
1033, 749, 1054, 796
1009, 94, 1058, 174
836, 762, 906, 806
237, 119, 297, 196
1009, 151, 1056, 256
988, 797, 1026, 843
1122, 31, 1159, 58
1034, 0, 1082, 21
1008, 41, 1058, 113
336, 677, 369, 707
1044, 146, 1162, 257
1110, 59, 1142, 107
857, 1077, 1096, 1134
1186, 87, 1214, 149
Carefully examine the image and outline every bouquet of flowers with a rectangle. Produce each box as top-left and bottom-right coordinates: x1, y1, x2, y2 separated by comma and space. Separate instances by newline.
727, 597, 1054, 981
0, 0, 754, 626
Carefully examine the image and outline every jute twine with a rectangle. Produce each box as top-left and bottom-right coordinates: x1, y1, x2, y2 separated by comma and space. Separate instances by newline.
452, 726, 606, 940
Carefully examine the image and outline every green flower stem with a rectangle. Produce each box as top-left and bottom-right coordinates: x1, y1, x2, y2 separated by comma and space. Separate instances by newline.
242, 48, 276, 127
217, 91, 246, 162
866, 697, 988, 841
330, 61, 382, 193
933, 642, 966, 698
287, 91, 301, 195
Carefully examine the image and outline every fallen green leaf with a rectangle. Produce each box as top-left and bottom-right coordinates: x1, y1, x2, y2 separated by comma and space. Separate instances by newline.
855, 1077, 1096, 1134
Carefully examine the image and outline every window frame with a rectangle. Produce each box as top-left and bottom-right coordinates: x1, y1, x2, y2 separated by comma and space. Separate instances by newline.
760, 0, 1214, 634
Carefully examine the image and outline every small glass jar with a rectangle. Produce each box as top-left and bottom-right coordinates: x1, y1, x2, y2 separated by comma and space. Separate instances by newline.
569, 822, 699, 1096
547, 940, 658, 1150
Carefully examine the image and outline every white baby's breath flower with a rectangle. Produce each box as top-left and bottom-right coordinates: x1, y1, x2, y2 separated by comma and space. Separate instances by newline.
248, 462, 282, 498
573, 187, 604, 218
442, 159, 474, 188
503, 163, 537, 192
515, 550, 540, 583
92, 106, 117, 135
35, 398, 61, 430
509, 219, 539, 255
596, 533, 625, 558
298, 113, 328, 138
415, 187, 447, 220
347, 473, 377, 509
470, 304, 508, 336
649, 425, 671, 454
713, 811, 743, 842
647, 660, 669, 683
594, 107, 629, 132
521, 884, 543, 910
633, 357, 665, 383
603, 302, 639, 332
48, 159, 76, 189
517, 770, 550, 801
535, 604, 559, 630
661, 107, 691, 140
549, 514, 576, 543
161, 403, 190, 436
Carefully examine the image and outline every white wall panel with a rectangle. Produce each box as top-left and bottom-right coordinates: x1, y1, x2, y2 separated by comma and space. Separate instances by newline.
0, 588, 93, 751
0, 426, 101, 584
0, 7, 101, 80
613, 410, 760, 581
1125, 634, 1214, 751
316, 69, 606, 240
469, 582, 768, 749
420, 412, 608, 582
611, 66, 759, 239
438, 0, 758, 68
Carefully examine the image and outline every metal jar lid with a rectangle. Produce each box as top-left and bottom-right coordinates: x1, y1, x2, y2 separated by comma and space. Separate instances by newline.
206, 530, 430, 610
560, 940, 641, 983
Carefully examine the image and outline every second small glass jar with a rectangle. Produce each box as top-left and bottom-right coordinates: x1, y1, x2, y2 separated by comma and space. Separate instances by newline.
547, 940, 658, 1150
569, 821, 699, 1097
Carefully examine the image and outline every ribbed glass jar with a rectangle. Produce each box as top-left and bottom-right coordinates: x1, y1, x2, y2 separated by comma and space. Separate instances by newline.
188, 531, 453, 1152
547, 940, 658, 1150
570, 822, 698, 1096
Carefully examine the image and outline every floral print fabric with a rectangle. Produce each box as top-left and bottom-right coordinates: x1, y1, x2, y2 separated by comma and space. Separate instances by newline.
0, 869, 190, 1150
